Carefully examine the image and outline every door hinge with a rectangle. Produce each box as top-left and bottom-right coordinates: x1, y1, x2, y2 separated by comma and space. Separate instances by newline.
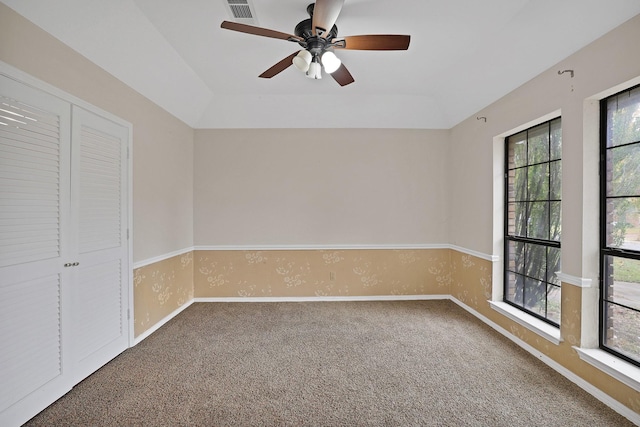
127, 229, 129, 240
127, 309, 130, 320
127, 146, 130, 159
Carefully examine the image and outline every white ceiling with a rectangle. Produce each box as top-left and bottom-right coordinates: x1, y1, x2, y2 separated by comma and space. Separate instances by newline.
3, 0, 640, 129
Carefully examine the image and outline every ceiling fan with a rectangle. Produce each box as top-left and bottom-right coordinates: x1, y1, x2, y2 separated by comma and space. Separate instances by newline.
220, 0, 411, 86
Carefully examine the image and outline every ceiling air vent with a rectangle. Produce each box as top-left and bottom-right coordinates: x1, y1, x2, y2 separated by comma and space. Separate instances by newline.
224, 0, 257, 25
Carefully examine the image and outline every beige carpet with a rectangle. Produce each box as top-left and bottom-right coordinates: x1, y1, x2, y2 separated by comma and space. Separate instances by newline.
25, 300, 634, 426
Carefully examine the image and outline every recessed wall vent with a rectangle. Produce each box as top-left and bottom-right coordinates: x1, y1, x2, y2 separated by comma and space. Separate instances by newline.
224, 0, 257, 25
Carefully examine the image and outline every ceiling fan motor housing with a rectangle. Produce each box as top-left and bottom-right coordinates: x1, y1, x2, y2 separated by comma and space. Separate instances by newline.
294, 19, 338, 45
294, 19, 338, 61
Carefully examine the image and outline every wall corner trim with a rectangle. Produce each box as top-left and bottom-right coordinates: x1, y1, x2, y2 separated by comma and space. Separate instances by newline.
133, 247, 195, 269
448, 245, 498, 262
556, 272, 595, 288
133, 299, 194, 345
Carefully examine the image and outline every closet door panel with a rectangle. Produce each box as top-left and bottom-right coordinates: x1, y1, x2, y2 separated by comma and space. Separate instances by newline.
75, 258, 124, 360
0, 270, 63, 410
71, 106, 129, 382
0, 86, 70, 268
0, 76, 73, 426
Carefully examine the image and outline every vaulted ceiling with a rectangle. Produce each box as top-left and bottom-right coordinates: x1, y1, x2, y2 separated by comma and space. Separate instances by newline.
3, 0, 640, 129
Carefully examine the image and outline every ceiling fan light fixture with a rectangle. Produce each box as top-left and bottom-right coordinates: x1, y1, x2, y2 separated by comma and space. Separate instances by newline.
293, 49, 312, 72
306, 60, 322, 79
321, 51, 341, 74
220, 1, 412, 87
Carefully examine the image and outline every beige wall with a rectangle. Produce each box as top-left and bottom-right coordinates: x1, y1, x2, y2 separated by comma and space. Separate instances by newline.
446, 14, 640, 417
194, 129, 450, 246
448, 13, 640, 278
0, 3, 195, 263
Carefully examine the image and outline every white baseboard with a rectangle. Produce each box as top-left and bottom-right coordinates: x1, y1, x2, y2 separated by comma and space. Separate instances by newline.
450, 297, 640, 426
194, 295, 449, 303
132, 299, 194, 345
193, 244, 450, 251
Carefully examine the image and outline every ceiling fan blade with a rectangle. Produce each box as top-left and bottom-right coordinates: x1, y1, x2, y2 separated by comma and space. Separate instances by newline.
259, 51, 300, 79
312, 0, 345, 38
221, 21, 302, 42
330, 63, 355, 87
336, 34, 411, 50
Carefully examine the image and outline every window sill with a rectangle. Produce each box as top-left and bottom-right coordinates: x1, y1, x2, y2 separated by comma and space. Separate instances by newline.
574, 347, 640, 392
489, 301, 562, 345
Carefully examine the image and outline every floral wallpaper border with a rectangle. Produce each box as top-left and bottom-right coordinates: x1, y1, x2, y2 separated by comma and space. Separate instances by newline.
194, 249, 450, 298
133, 251, 193, 337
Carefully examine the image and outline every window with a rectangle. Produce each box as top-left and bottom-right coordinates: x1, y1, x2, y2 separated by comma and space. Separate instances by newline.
504, 118, 562, 326
600, 84, 640, 367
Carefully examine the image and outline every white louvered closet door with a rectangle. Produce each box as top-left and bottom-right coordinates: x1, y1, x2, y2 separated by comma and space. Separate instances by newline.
0, 74, 130, 427
0, 76, 74, 423
70, 106, 129, 383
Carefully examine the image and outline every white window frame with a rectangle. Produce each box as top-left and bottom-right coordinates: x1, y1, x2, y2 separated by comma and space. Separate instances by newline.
491, 111, 562, 345
572, 78, 640, 391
